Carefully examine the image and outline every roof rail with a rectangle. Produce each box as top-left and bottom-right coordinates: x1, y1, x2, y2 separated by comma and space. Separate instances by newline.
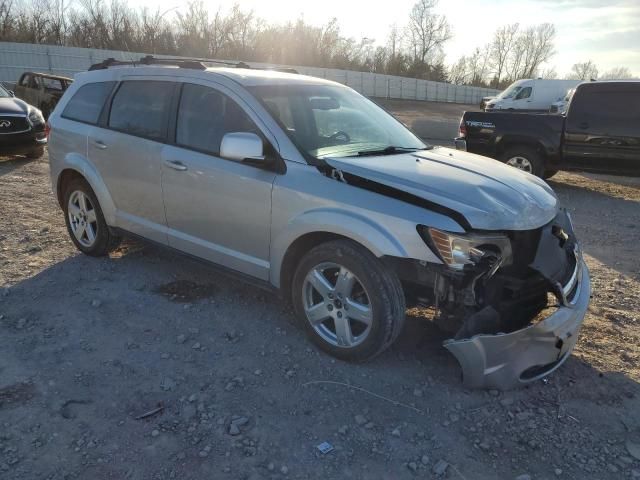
88, 55, 243, 71
88, 55, 299, 75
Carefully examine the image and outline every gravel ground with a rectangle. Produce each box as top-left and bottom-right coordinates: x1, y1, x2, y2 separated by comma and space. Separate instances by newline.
1, 146, 639, 480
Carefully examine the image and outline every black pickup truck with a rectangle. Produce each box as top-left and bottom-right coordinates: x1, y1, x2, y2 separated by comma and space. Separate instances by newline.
455, 81, 640, 178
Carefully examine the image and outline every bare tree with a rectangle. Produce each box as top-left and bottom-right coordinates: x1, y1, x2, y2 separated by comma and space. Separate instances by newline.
448, 56, 469, 85
600, 66, 634, 80
519, 23, 555, 78
0, 0, 15, 39
489, 23, 519, 87
568, 60, 599, 80
406, 0, 451, 65
538, 66, 557, 79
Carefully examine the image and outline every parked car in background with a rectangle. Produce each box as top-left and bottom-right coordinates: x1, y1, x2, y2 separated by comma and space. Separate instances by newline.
0, 82, 47, 159
15, 72, 72, 119
485, 79, 580, 112
549, 88, 575, 114
479, 96, 495, 111
455, 81, 640, 178
47, 57, 590, 390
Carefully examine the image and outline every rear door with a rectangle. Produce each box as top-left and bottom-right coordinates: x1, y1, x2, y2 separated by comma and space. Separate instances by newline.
563, 83, 640, 174
160, 81, 277, 280
88, 79, 176, 243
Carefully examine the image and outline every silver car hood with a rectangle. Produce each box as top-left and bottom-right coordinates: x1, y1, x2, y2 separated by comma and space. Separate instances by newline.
326, 147, 558, 231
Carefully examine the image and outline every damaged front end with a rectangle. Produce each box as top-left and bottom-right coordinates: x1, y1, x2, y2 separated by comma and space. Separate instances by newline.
427, 210, 590, 390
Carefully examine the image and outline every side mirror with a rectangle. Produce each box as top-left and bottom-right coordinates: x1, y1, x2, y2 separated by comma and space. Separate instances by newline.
220, 132, 266, 164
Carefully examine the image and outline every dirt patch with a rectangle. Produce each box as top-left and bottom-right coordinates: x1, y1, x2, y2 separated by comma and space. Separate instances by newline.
154, 280, 217, 303
0, 382, 36, 409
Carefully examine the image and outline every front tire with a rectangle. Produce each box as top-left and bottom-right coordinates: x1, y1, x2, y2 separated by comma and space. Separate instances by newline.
291, 240, 406, 362
63, 177, 120, 256
500, 146, 544, 177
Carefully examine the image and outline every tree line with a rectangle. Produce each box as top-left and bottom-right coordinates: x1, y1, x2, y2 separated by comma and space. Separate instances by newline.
0, 0, 634, 88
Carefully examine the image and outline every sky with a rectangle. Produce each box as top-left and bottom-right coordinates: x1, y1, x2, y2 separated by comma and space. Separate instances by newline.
134, 0, 640, 77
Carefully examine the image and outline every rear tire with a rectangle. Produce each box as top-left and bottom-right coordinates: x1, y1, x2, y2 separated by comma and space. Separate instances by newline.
291, 239, 406, 362
500, 146, 544, 177
63, 177, 120, 256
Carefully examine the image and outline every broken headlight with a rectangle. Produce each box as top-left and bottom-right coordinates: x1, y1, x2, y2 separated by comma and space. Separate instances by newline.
418, 226, 512, 270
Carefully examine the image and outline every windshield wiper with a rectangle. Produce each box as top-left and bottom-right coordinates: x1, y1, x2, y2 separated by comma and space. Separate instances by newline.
353, 146, 430, 157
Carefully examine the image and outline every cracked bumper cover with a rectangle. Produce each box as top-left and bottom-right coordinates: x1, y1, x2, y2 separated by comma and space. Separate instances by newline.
443, 254, 590, 390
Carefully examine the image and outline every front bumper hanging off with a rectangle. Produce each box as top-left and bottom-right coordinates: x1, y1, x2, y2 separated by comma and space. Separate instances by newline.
443, 212, 591, 390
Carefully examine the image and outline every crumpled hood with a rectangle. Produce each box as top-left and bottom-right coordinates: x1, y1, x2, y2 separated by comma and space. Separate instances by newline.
326, 146, 558, 231
0, 97, 30, 115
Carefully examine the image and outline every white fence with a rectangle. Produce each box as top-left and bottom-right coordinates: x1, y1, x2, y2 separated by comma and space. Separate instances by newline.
0, 42, 499, 104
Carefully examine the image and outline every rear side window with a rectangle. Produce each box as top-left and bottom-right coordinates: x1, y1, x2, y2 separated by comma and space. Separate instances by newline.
176, 83, 257, 155
109, 81, 174, 141
62, 82, 115, 124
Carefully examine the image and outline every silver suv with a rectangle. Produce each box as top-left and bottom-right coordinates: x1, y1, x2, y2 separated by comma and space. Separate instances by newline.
48, 57, 590, 389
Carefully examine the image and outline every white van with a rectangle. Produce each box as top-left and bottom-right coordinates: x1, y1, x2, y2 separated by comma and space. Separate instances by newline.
485, 79, 581, 112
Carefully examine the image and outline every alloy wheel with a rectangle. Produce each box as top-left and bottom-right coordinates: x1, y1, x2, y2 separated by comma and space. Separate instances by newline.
302, 262, 373, 348
68, 190, 98, 248
506, 155, 533, 173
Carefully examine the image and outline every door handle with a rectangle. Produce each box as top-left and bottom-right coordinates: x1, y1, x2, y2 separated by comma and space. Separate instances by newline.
163, 159, 188, 171
92, 139, 107, 150
578, 122, 589, 130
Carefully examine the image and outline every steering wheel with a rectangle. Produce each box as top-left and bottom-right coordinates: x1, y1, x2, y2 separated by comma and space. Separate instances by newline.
329, 131, 351, 143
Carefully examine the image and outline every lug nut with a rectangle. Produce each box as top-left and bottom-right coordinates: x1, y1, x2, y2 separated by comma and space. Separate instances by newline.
327, 304, 333, 311
337, 311, 343, 318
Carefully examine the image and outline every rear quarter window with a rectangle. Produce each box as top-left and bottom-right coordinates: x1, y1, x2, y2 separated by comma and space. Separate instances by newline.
62, 82, 115, 125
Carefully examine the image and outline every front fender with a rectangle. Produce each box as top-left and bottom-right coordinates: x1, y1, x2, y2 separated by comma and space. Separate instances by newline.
55, 153, 117, 225
270, 207, 431, 288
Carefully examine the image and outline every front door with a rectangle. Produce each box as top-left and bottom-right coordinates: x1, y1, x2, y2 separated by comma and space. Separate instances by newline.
161, 82, 277, 280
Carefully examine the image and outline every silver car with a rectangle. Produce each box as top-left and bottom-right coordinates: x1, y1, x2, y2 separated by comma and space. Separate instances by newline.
48, 58, 590, 389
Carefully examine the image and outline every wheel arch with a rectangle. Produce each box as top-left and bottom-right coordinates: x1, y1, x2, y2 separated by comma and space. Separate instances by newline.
271, 209, 414, 292
55, 155, 117, 225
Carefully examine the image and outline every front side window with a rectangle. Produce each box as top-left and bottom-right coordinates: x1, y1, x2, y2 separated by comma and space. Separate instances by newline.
498, 84, 522, 99
515, 87, 532, 100
109, 81, 174, 141
62, 81, 115, 124
250, 84, 426, 160
176, 83, 257, 155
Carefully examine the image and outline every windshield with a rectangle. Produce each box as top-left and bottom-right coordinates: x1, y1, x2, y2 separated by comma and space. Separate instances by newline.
497, 84, 523, 99
0, 84, 11, 98
249, 84, 426, 160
